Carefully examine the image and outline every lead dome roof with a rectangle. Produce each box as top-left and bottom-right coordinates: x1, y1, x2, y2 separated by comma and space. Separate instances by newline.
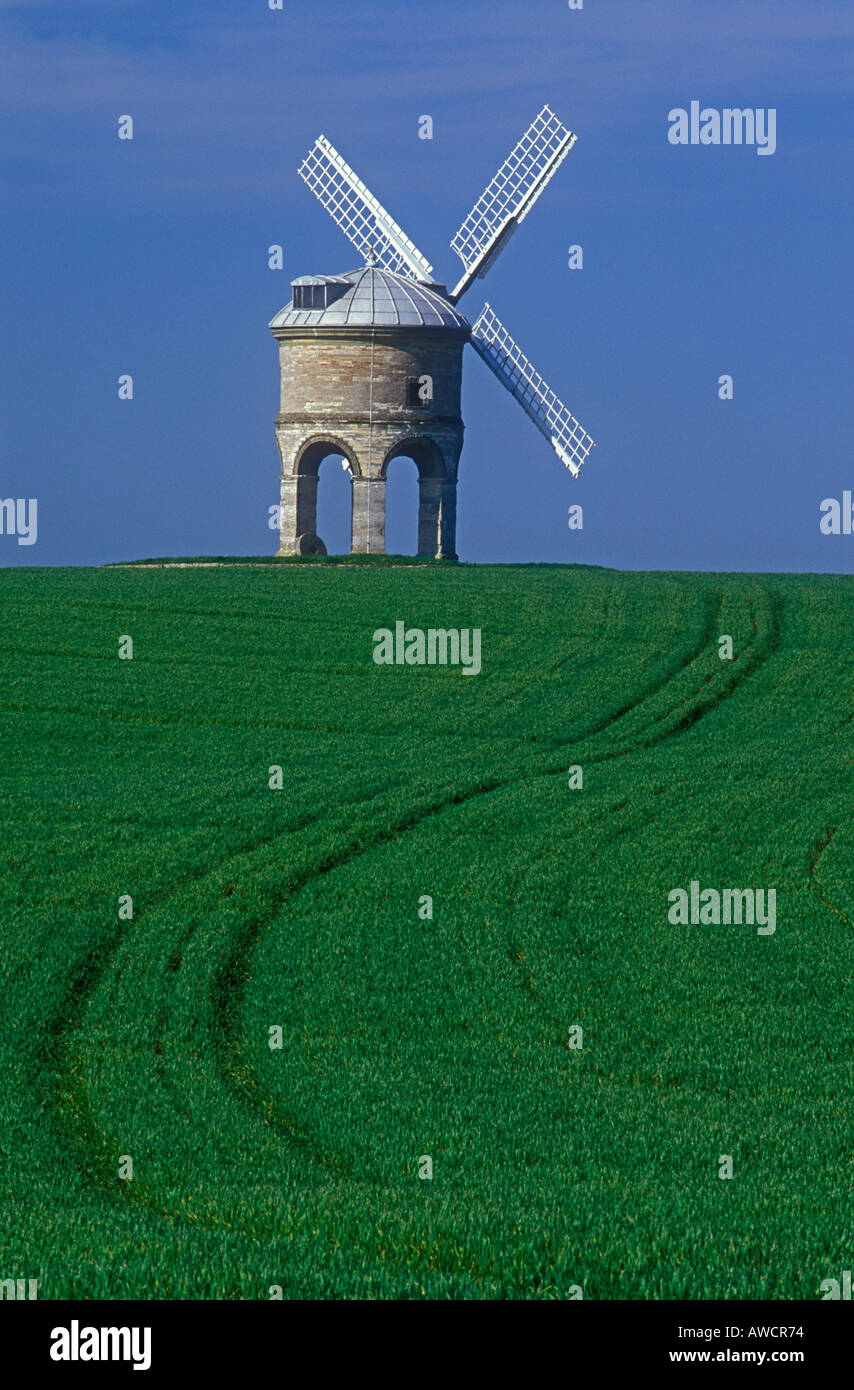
269, 266, 472, 331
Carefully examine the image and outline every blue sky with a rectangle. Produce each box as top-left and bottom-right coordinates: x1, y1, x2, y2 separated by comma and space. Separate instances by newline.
1, 0, 852, 568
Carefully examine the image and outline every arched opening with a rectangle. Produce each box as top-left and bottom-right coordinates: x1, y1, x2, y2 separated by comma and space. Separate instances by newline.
292, 438, 357, 555
316, 455, 353, 556
382, 436, 453, 559
384, 456, 419, 556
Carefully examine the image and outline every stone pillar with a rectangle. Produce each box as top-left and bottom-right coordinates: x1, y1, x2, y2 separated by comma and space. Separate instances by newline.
436, 479, 458, 560
417, 478, 443, 557
276, 474, 321, 556
296, 474, 319, 540
351, 477, 386, 553
277, 476, 299, 556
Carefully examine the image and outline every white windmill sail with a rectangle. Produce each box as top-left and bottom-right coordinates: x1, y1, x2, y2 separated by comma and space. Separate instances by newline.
298, 135, 434, 282
449, 106, 576, 303
470, 304, 595, 477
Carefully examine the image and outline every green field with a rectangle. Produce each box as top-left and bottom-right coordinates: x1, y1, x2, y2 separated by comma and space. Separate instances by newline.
0, 562, 851, 1300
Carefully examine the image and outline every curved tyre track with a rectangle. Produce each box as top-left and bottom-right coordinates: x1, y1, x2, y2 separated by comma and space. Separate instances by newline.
810, 825, 854, 932
51, 590, 723, 1186
213, 587, 781, 1159
49, 583, 783, 1288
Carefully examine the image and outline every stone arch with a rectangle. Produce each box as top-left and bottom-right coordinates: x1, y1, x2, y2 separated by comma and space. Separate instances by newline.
294, 434, 361, 478
384, 455, 420, 556
380, 436, 457, 559
380, 435, 447, 481
277, 435, 361, 556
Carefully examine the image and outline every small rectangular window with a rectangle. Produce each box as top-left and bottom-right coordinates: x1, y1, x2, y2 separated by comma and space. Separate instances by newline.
407, 378, 430, 409
293, 285, 326, 310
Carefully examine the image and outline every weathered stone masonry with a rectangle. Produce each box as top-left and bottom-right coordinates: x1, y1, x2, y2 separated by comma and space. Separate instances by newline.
270, 268, 470, 558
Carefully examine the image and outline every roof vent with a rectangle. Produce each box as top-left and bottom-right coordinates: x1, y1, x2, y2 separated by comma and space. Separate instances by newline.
291, 276, 350, 311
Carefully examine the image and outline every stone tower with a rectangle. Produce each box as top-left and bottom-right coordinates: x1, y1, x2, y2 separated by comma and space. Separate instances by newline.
269, 264, 470, 558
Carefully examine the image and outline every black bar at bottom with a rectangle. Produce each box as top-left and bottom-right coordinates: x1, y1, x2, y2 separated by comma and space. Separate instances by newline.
4, 1299, 849, 1378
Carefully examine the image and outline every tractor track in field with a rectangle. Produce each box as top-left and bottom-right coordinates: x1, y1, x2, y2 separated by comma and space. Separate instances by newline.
809, 825, 854, 933
45, 583, 783, 1288
45, 796, 366, 1191
493, 588, 783, 1027
47, 591, 727, 1177
212, 588, 782, 1163
208, 583, 783, 1283
576, 586, 783, 761
0, 694, 598, 746
0, 586, 775, 751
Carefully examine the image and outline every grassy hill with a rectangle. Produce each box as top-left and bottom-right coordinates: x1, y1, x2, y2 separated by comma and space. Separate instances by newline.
0, 562, 851, 1299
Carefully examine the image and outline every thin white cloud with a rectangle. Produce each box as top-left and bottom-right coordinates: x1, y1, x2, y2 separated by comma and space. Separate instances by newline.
1, 0, 849, 204
2, 0, 852, 116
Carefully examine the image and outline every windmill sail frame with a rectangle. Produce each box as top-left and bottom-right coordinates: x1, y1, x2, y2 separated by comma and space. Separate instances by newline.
449, 106, 577, 303
298, 135, 434, 282
293, 111, 596, 484
470, 304, 595, 477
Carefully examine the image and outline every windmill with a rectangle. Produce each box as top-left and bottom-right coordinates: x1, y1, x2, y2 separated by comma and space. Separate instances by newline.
270, 105, 594, 558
